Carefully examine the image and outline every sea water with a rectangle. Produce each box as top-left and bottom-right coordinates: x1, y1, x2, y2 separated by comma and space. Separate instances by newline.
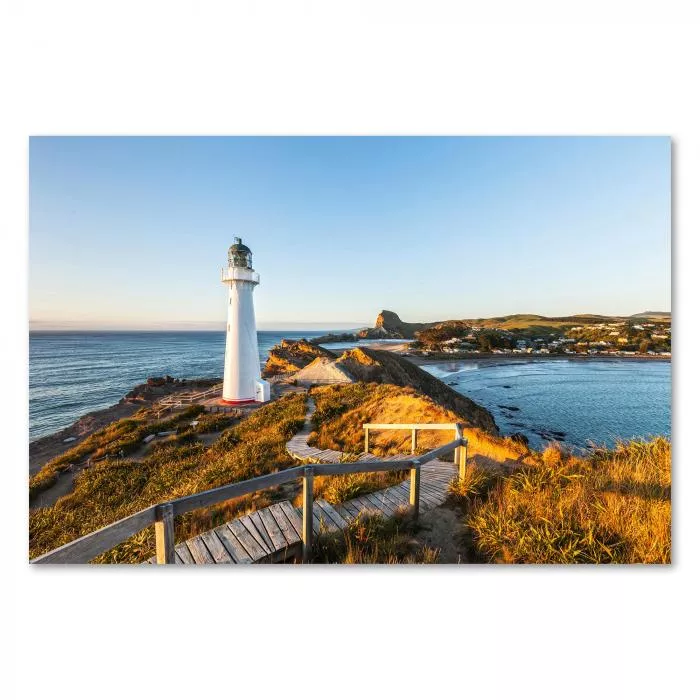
423, 359, 671, 450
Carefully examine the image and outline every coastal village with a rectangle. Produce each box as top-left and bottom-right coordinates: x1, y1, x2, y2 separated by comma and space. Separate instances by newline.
315, 311, 672, 359
413, 319, 672, 357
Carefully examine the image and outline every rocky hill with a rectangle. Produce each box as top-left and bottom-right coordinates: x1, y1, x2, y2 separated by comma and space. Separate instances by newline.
357, 310, 434, 339
262, 339, 336, 377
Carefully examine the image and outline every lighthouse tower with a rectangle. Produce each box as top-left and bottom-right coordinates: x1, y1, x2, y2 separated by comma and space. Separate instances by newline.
221, 238, 270, 404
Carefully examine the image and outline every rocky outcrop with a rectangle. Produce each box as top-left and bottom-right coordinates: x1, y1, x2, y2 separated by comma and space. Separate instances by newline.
357, 310, 434, 339
263, 339, 336, 377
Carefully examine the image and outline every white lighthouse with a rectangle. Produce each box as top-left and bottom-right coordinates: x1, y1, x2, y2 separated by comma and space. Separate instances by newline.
221, 237, 270, 404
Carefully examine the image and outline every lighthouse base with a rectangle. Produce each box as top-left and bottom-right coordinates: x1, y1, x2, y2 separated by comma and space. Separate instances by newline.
220, 397, 257, 406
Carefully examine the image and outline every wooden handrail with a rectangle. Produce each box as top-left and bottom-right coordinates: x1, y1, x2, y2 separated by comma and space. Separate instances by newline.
169, 466, 306, 516
30, 426, 468, 565
313, 459, 412, 477
32, 506, 158, 564
362, 422, 460, 430
363, 422, 465, 456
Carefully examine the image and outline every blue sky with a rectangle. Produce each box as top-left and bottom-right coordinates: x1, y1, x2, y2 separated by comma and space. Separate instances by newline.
29, 136, 671, 330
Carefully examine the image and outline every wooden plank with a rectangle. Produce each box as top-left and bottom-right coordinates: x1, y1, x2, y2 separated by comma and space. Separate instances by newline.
31, 505, 157, 564
215, 524, 253, 564
228, 519, 270, 562
425, 478, 450, 494
312, 503, 340, 534
420, 481, 446, 500
315, 499, 348, 530
311, 509, 323, 536
258, 507, 290, 552
278, 500, 304, 539
375, 488, 405, 511
246, 511, 275, 552
363, 492, 396, 517
381, 485, 409, 509
175, 543, 195, 564
268, 503, 301, 546
174, 548, 185, 565
352, 495, 384, 516
199, 530, 235, 564
186, 536, 215, 564
238, 515, 273, 556
171, 466, 305, 517
340, 500, 363, 518
332, 503, 356, 524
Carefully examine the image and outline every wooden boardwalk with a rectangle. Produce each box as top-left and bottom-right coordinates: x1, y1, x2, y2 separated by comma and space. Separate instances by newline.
146, 397, 457, 564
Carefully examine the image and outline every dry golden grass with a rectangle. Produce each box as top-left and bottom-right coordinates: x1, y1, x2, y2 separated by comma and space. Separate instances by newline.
29, 405, 205, 498
312, 510, 440, 564
461, 438, 671, 564
29, 393, 307, 562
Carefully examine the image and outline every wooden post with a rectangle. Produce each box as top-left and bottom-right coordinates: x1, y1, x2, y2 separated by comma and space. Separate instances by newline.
302, 466, 314, 563
454, 424, 463, 464
364, 427, 369, 453
411, 428, 417, 454
459, 441, 468, 480
409, 460, 420, 518
155, 503, 175, 564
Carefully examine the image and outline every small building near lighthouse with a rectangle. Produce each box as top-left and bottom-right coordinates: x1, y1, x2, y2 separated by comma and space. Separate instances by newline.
221, 237, 270, 404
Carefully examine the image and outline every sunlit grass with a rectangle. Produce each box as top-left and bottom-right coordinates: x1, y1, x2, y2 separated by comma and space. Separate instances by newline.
312, 510, 440, 564
29, 393, 307, 562
457, 438, 671, 564
29, 405, 206, 498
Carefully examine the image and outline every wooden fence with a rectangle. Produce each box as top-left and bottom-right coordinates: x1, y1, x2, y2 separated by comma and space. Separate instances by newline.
155, 384, 224, 417
31, 423, 468, 565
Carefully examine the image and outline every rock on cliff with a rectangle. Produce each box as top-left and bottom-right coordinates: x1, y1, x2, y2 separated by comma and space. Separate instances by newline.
357, 310, 435, 339
262, 339, 336, 377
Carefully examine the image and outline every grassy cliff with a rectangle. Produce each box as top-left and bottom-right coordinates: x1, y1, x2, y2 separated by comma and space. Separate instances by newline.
29, 394, 307, 562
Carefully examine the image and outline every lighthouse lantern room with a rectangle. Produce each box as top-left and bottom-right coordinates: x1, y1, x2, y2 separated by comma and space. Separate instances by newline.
221, 237, 270, 404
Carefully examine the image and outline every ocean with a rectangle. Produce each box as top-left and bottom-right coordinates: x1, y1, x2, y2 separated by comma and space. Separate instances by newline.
29, 332, 671, 450
423, 358, 671, 450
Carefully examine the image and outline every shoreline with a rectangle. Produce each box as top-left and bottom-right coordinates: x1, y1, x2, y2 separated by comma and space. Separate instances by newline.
406, 353, 671, 368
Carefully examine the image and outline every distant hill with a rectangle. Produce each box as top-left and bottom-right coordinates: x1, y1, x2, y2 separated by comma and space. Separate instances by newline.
355, 310, 671, 339
630, 311, 671, 318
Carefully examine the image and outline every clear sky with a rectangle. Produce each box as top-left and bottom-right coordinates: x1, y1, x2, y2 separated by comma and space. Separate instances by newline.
29, 136, 671, 330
